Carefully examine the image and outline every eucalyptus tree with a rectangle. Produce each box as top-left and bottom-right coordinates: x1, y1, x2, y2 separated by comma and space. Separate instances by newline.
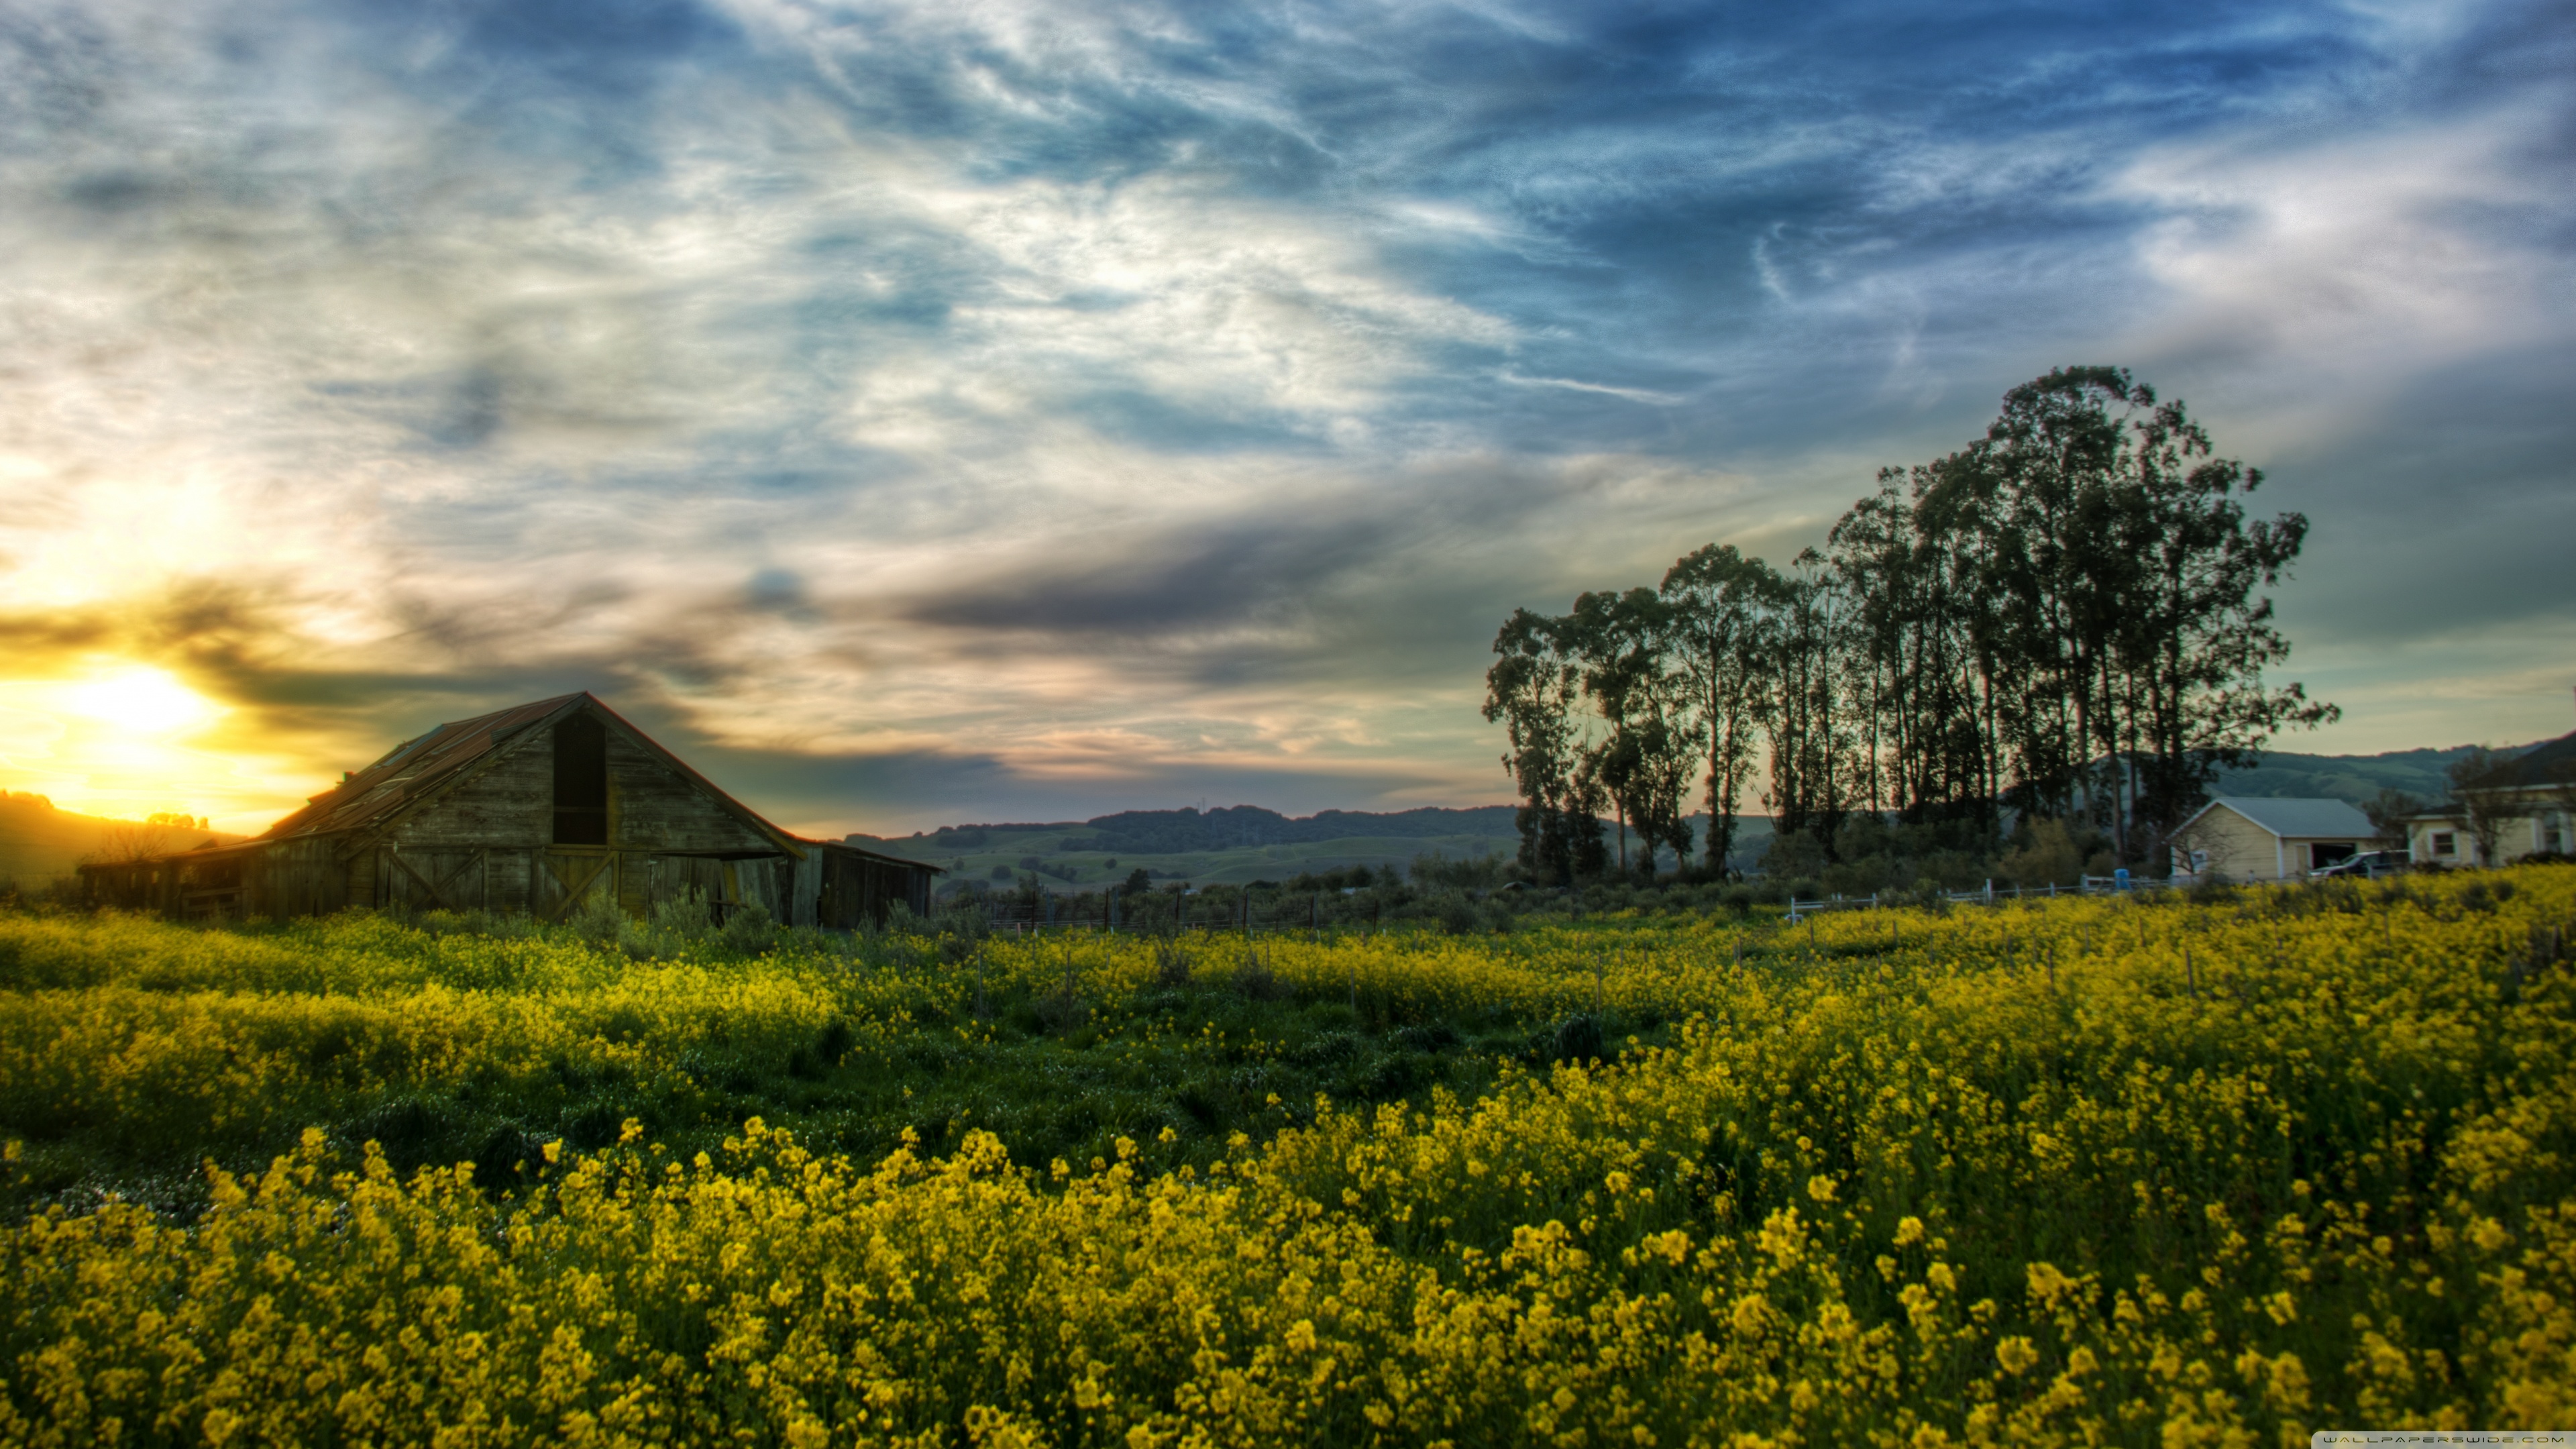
1911, 366, 2333, 861
1827, 462, 2004, 830
2108, 390, 2336, 854
1904, 451, 2016, 826
1660, 543, 1779, 872
1567, 586, 1703, 877
1919, 367, 2146, 825
1760, 548, 1854, 851
1483, 608, 1607, 883
1481, 365, 2332, 879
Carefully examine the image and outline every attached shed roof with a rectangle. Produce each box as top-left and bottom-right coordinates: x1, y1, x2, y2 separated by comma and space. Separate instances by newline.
810, 837, 945, 873
2196, 796, 2374, 840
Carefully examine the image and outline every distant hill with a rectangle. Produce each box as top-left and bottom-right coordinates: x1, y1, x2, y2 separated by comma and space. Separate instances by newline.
851, 803, 1775, 892
2210, 739, 2553, 808
851, 806, 1531, 894
7, 738, 2525, 899
853, 737, 2566, 894
0, 792, 240, 889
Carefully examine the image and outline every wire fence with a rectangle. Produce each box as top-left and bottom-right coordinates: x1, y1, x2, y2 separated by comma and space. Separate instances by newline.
1780, 875, 2172, 919
962, 888, 1410, 936
964, 874, 2171, 935
959, 865, 2385, 935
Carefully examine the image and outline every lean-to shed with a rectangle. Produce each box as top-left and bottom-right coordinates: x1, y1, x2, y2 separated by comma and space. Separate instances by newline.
79, 693, 936, 926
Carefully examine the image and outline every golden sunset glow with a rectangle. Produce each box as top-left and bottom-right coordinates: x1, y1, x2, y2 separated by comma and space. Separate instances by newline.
0, 663, 312, 832
0, 0, 2567, 842
60, 667, 223, 738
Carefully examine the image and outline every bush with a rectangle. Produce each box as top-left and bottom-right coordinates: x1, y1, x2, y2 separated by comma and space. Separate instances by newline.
1997, 818, 2087, 888
1410, 851, 1505, 891
1544, 1012, 1605, 1065
717, 900, 775, 956
651, 887, 715, 943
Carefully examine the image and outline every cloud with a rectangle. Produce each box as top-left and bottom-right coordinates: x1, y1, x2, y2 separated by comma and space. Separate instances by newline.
2110, 103, 2576, 411
2, 0, 2573, 831
1499, 370, 1684, 406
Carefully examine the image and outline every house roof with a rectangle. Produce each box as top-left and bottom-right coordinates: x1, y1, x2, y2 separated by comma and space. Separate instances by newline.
2189, 796, 2375, 840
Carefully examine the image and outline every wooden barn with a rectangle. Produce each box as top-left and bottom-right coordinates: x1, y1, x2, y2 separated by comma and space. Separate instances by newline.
80, 694, 937, 927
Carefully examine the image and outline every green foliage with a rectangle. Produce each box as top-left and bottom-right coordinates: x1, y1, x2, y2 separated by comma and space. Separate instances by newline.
0, 908, 1578, 1222
1489, 366, 2337, 882
1406, 851, 1505, 891
1996, 818, 2092, 888
9, 871, 2576, 1442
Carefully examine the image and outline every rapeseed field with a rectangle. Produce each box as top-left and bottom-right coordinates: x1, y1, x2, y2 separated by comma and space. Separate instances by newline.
3, 867, 2571, 1444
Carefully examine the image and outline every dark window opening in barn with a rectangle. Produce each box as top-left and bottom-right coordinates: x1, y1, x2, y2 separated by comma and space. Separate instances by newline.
553, 714, 609, 845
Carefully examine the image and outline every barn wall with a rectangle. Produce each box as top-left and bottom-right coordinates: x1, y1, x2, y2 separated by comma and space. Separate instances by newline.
378, 845, 502, 913
365, 714, 788, 922
394, 733, 551, 847
813, 849, 936, 928
381, 720, 775, 858
252, 837, 349, 918
81, 706, 905, 925
603, 731, 775, 855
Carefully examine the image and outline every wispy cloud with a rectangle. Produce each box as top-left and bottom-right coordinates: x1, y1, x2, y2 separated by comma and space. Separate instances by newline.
2, 0, 2571, 830
1499, 371, 1684, 406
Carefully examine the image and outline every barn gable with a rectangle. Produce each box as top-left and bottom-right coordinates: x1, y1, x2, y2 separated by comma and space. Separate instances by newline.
81, 694, 936, 927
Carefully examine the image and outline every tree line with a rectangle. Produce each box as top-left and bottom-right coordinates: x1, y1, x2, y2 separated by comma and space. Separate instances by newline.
1485, 367, 2337, 883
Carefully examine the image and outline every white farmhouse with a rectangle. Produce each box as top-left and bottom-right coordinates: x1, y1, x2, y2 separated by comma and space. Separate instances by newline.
2408, 729, 2575, 867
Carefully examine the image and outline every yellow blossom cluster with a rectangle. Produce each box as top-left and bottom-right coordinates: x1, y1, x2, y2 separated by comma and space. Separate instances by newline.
3, 867, 2573, 1444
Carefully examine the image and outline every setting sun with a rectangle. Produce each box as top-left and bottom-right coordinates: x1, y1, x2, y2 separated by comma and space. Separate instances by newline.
61, 667, 224, 737
0, 663, 305, 832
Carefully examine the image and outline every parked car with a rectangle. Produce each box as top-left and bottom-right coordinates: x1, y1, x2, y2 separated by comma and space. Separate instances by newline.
2311, 849, 2408, 880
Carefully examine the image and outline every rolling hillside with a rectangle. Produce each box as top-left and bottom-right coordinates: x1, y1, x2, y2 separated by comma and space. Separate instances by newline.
855, 737, 2555, 894
7, 740, 2539, 898
0, 792, 236, 890
851, 804, 1776, 893
2210, 739, 2545, 806
850, 806, 1529, 894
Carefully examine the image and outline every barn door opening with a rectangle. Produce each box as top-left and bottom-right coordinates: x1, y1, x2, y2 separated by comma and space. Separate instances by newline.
553, 713, 608, 845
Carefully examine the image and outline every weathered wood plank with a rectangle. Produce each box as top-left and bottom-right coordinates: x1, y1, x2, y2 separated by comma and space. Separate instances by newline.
602, 732, 775, 853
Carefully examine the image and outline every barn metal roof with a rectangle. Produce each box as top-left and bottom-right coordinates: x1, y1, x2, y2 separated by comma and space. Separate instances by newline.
250, 694, 938, 873
259, 694, 588, 841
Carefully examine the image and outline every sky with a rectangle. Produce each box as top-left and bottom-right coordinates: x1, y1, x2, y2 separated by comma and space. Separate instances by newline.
0, 0, 2571, 838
